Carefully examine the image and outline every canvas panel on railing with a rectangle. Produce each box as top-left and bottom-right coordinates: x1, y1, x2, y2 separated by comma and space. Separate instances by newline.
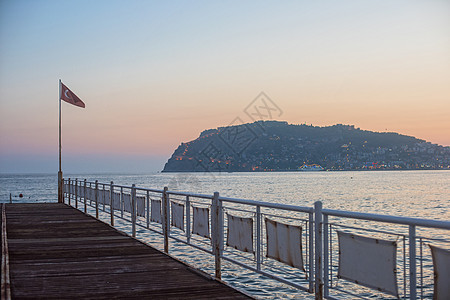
192, 206, 210, 238
123, 193, 131, 213
337, 231, 398, 297
87, 187, 94, 204
136, 195, 145, 217
113, 192, 121, 210
92, 187, 97, 203
98, 189, 104, 205
226, 213, 254, 253
429, 244, 450, 300
265, 218, 304, 270
151, 199, 162, 223
102, 189, 108, 206
78, 185, 84, 198
171, 201, 185, 231
104, 190, 110, 208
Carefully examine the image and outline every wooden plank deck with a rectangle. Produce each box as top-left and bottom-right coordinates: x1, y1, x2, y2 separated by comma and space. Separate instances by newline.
3, 203, 252, 299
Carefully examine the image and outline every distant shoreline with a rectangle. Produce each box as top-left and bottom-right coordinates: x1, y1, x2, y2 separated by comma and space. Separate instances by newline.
161, 168, 450, 173
1, 169, 449, 176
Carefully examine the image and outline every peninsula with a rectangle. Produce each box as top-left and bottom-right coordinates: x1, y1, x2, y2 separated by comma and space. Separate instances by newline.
163, 121, 450, 172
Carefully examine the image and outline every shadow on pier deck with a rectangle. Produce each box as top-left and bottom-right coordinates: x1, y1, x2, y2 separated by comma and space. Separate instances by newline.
2, 203, 251, 299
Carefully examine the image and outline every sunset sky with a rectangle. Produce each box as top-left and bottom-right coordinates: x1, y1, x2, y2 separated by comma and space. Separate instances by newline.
1, 0, 449, 173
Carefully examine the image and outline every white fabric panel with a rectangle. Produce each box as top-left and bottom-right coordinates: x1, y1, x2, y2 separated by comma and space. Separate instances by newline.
192, 206, 210, 238
123, 193, 131, 213
87, 187, 94, 204
88, 187, 95, 201
226, 214, 254, 253
136, 196, 146, 217
113, 192, 121, 210
102, 190, 107, 205
337, 231, 398, 297
171, 202, 185, 231
429, 245, 450, 300
265, 218, 304, 269
151, 199, 162, 223
92, 188, 98, 203
98, 190, 104, 205
104, 190, 110, 207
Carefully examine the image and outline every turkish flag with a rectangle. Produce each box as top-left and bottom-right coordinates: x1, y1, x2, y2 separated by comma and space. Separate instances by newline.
60, 82, 85, 108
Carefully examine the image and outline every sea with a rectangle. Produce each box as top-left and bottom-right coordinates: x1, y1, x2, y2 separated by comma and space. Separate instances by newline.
1, 170, 449, 299
1, 170, 449, 220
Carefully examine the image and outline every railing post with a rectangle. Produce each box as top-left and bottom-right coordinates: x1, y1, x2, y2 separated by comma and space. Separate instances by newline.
120, 187, 124, 218
146, 191, 150, 229
110, 181, 114, 226
75, 178, 78, 208
186, 195, 191, 244
102, 184, 106, 211
58, 171, 63, 203
323, 214, 329, 298
212, 192, 222, 280
131, 184, 136, 238
309, 212, 314, 293
68, 178, 71, 206
409, 225, 417, 299
314, 201, 323, 300
256, 205, 261, 271
162, 187, 170, 253
95, 180, 99, 219
83, 179, 87, 213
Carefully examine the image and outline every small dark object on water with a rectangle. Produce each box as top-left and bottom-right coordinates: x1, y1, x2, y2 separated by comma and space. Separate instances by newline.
19, 193, 23, 198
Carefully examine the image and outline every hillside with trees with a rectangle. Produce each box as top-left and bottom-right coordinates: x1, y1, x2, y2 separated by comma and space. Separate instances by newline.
162, 121, 450, 172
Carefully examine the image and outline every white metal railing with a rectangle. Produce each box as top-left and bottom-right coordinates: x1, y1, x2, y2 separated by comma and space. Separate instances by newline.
63, 178, 450, 300
320, 208, 450, 299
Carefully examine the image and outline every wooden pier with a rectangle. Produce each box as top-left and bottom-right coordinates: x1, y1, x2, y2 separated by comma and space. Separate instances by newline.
1, 203, 251, 299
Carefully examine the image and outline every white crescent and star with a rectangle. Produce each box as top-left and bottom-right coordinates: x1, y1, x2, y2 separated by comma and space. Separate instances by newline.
64, 89, 71, 99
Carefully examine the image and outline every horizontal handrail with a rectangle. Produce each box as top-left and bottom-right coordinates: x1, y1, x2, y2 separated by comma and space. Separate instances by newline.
220, 196, 314, 213
166, 190, 213, 199
323, 208, 450, 229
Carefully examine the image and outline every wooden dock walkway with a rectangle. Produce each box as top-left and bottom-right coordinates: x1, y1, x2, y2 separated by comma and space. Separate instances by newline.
1, 203, 252, 299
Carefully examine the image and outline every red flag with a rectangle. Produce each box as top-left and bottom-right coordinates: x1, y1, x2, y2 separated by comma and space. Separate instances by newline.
60, 82, 85, 108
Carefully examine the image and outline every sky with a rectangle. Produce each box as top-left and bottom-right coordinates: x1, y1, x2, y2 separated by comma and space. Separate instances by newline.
0, 0, 449, 173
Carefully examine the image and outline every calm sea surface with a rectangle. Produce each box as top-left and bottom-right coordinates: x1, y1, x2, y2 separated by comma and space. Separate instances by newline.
1, 171, 449, 299
1, 170, 449, 220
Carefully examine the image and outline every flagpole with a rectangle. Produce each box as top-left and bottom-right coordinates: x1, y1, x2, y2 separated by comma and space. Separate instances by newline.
58, 79, 63, 203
